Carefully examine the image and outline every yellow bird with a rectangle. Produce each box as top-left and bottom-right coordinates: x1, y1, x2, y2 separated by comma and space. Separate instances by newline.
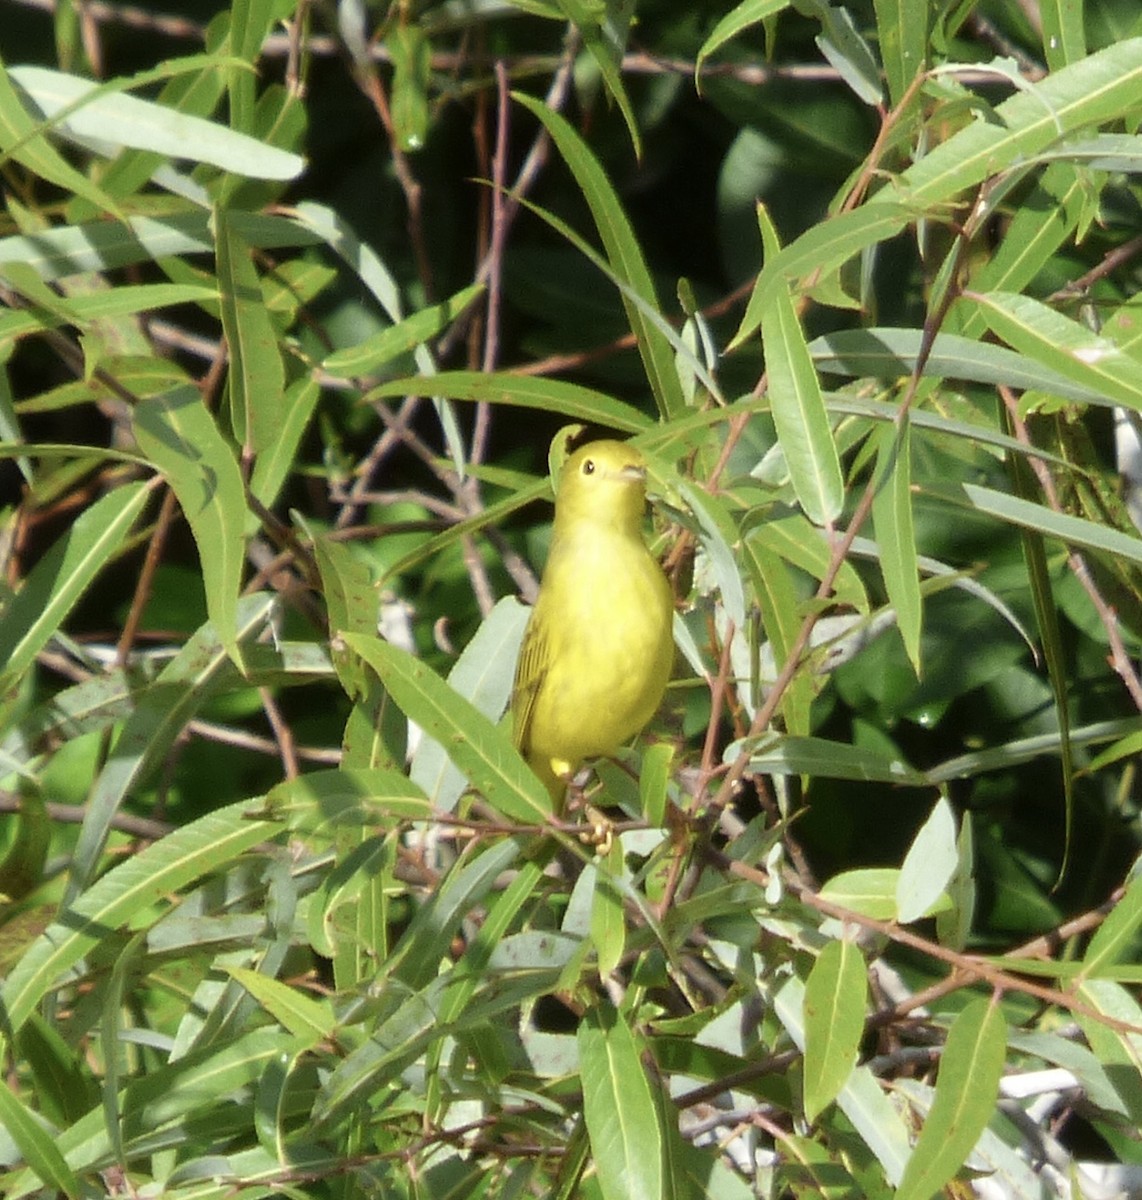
512, 439, 675, 805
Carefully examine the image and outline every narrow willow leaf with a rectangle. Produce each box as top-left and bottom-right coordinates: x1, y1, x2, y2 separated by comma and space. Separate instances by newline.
639, 741, 673, 828
133, 385, 248, 666
1039, 0, 1087, 69
1002, 418, 1075, 885
579, 1004, 665, 1200
955, 163, 1086, 340
873, 0, 928, 106
512, 92, 686, 420
732, 203, 916, 348
0, 209, 320, 282
5, 1029, 298, 1192
735, 734, 929, 787
890, 39, 1142, 208
964, 483, 1142, 567
366, 370, 650, 432
802, 938, 868, 1122
741, 532, 814, 734
387, 22, 430, 151
556, 0, 641, 155
410, 596, 528, 812
775, 976, 912, 1185
935, 812, 975, 951
696, 0, 790, 82
969, 290, 1142, 412
872, 420, 921, 674
0, 282, 216, 346
896, 797, 958, 924
757, 207, 843, 524
591, 846, 626, 980
926, 716, 1141, 784
324, 283, 485, 377
224, 966, 335, 1045
820, 867, 900, 921
8, 64, 303, 179
0, 801, 282, 1035
214, 205, 285, 455
679, 476, 747, 627
64, 594, 279, 903
1074, 979, 1142, 1125
0, 59, 124, 220
811, 326, 1107, 404
735, 39, 1142, 344
0, 1082, 80, 1199
1078, 874, 1142, 982
0, 483, 148, 694
805, 0, 883, 106
896, 997, 1007, 1200
343, 632, 553, 822
247, 377, 320, 516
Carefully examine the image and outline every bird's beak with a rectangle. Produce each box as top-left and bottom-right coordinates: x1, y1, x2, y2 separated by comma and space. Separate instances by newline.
618, 463, 647, 483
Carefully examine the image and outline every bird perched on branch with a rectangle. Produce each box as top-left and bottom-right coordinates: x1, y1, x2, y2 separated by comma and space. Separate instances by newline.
511, 439, 675, 806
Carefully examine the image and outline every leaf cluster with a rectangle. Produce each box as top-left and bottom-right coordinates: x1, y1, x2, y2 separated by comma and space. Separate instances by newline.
0, 1, 1141, 1198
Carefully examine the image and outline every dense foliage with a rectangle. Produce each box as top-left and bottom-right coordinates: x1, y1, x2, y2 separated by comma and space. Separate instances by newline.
0, 0, 1141, 1196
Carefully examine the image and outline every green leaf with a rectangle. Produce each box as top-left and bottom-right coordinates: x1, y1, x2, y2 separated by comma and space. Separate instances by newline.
1039, 0, 1087, 69
324, 283, 485, 378
0, 1081, 81, 1199
342, 632, 553, 822
247, 376, 320, 515
579, 1003, 665, 1200
133, 385, 248, 666
732, 203, 917, 348
741, 532, 814, 735
802, 938, 867, 1122
0, 482, 148, 694
0, 800, 282, 1035
265, 766, 432, 832
0, 56, 125, 220
873, 0, 929, 106
696, 0, 789, 82
734, 733, 929, 786
967, 290, 1142, 412
387, 23, 430, 152
896, 797, 958, 924
819, 868, 900, 920
0, 209, 321, 282
735, 38, 1142, 343
802, 0, 883, 106
872, 419, 921, 675
775, 975, 913, 1185
1078, 873, 1142, 982
409, 596, 529, 812
591, 846, 626, 979
0, 281, 216, 346
757, 205, 843, 525
214, 204, 286, 455
895, 997, 1007, 1200
639, 741, 673, 828
63, 594, 279, 903
224, 965, 335, 1045
512, 92, 686, 420
365, 369, 651, 433
963, 482, 1142, 567
1074, 979, 1142, 1126
8, 64, 304, 179
554, 0, 641, 157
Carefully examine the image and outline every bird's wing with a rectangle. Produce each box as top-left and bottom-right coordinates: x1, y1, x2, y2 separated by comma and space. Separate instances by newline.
511, 610, 548, 758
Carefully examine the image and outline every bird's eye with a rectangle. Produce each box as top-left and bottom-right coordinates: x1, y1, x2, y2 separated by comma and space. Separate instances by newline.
582, 459, 596, 475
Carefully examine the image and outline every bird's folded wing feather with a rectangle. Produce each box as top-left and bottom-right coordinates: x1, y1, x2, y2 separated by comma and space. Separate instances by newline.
511, 615, 548, 758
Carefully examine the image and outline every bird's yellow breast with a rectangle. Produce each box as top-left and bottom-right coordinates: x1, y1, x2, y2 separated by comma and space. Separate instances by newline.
522, 525, 674, 769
